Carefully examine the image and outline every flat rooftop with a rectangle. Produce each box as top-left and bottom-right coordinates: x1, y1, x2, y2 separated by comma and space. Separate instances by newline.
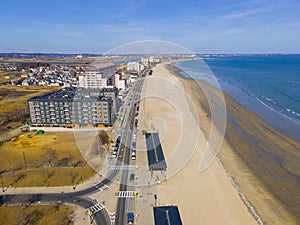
153, 206, 183, 225
145, 133, 167, 171
28, 88, 112, 101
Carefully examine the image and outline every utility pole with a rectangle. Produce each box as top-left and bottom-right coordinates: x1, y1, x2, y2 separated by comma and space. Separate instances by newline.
23, 151, 28, 170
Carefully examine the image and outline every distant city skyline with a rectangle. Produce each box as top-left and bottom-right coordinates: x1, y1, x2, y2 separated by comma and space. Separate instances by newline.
1, 0, 300, 54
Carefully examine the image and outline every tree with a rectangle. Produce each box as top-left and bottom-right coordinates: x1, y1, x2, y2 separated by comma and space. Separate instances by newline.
45, 148, 58, 167
41, 170, 55, 186
13, 171, 27, 185
69, 171, 78, 189
98, 130, 110, 146
58, 213, 73, 225
23, 209, 43, 224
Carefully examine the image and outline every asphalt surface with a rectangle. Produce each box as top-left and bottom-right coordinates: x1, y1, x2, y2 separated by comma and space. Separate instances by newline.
0, 165, 121, 224
114, 111, 134, 225
115, 79, 144, 225
0, 79, 144, 225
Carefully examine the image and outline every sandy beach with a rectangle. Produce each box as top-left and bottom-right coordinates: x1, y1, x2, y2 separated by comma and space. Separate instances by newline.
143, 62, 257, 225
166, 62, 300, 224
142, 61, 300, 225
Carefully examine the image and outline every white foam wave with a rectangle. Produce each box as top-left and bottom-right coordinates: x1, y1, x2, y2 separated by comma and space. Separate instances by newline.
255, 97, 300, 125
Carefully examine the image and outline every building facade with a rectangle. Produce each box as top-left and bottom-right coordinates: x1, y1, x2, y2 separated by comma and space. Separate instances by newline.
78, 62, 116, 89
78, 71, 107, 89
127, 61, 145, 72
28, 88, 114, 127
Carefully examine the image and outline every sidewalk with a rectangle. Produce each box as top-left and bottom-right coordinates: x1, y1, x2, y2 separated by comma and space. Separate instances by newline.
1, 171, 103, 195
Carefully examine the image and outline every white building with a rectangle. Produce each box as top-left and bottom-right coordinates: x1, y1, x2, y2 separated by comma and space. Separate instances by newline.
79, 71, 107, 89
141, 57, 149, 67
149, 56, 154, 63
75, 54, 83, 59
78, 62, 116, 89
127, 62, 145, 72
114, 74, 126, 90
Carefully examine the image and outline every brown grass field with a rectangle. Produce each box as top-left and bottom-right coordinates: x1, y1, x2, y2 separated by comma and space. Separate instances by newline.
0, 205, 75, 225
0, 132, 96, 187
0, 85, 59, 135
0, 85, 59, 114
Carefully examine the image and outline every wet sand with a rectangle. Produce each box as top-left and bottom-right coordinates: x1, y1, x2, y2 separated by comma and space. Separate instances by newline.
144, 62, 258, 225
166, 63, 300, 224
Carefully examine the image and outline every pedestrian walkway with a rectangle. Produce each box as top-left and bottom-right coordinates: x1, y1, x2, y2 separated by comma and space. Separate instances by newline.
86, 202, 104, 215
109, 214, 115, 223
117, 191, 135, 198
94, 184, 109, 191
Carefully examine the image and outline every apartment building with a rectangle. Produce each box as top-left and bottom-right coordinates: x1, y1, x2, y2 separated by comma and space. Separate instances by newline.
28, 88, 114, 127
78, 62, 116, 88
127, 61, 145, 72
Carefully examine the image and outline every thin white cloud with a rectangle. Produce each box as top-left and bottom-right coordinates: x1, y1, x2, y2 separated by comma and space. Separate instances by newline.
218, 1, 297, 21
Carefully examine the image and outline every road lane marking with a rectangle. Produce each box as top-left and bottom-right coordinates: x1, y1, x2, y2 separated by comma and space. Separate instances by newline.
118, 191, 134, 198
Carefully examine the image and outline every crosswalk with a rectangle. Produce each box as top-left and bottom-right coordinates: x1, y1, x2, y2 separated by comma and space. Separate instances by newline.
86, 203, 104, 215
117, 191, 135, 198
110, 214, 115, 224
94, 184, 109, 191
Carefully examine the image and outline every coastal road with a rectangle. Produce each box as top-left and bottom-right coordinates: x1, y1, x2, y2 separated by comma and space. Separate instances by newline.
115, 79, 143, 225
114, 108, 135, 225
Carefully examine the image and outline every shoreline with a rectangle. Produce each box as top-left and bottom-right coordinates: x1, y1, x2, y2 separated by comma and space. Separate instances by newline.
166, 63, 299, 224
173, 59, 300, 143
146, 62, 258, 224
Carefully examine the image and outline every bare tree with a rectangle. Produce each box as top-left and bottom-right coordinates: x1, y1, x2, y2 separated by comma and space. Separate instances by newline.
14, 171, 27, 184
23, 209, 43, 224
58, 213, 73, 225
41, 170, 55, 186
98, 130, 110, 146
45, 148, 58, 167
69, 171, 78, 189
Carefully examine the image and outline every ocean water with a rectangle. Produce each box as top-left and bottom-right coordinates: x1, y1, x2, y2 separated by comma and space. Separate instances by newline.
174, 55, 300, 142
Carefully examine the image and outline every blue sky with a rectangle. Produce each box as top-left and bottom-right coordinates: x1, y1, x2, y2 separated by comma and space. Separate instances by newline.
1, 0, 300, 53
